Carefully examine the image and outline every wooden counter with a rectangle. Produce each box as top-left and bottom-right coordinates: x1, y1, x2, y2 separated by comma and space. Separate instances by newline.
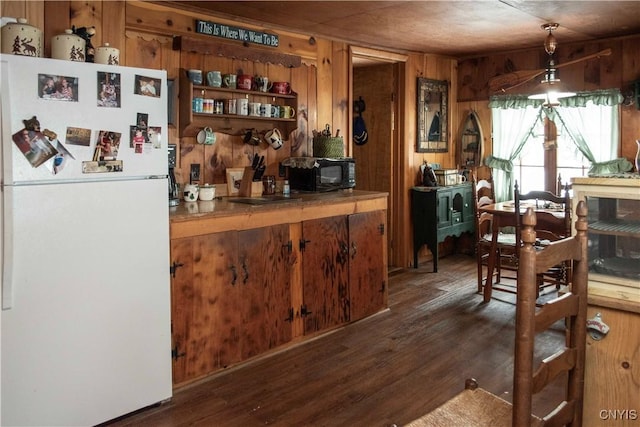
169, 190, 389, 387
170, 190, 388, 237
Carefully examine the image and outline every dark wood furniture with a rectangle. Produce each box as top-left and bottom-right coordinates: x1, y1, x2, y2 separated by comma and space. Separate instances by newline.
406, 201, 589, 427
411, 183, 474, 271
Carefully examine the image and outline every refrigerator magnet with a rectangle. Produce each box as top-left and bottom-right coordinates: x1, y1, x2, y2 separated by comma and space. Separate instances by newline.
12, 129, 58, 168
45, 140, 75, 175
97, 72, 121, 108
93, 130, 121, 161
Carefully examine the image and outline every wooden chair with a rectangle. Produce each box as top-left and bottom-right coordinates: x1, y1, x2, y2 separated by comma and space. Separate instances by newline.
515, 182, 572, 293
472, 172, 517, 294
476, 177, 495, 208
406, 201, 589, 427
485, 182, 572, 301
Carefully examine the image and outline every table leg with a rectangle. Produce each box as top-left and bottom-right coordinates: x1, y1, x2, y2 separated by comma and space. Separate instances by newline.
483, 222, 500, 303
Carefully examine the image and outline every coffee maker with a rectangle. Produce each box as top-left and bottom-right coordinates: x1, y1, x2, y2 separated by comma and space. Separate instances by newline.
168, 144, 179, 206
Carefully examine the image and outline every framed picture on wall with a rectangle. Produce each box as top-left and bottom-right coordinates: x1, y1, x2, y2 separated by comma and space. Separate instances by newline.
416, 77, 448, 153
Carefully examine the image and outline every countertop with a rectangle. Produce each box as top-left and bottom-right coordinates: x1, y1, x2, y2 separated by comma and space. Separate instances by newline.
169, 189, 389, 238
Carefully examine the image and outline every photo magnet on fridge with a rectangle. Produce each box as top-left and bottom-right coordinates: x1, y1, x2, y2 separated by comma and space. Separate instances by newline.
38, 73, 78, 102
12, 128, 58, 168
65, 127, 92, 146
93, 130, 121, 161
97, 71, 121, 108
134, 74, 161, 97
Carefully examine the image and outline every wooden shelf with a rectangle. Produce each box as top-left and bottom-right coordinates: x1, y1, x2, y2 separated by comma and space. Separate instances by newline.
589, 219, 640, 238
179, 71, 298, 137
458, 111, 483, 168
191, 84, 297, 100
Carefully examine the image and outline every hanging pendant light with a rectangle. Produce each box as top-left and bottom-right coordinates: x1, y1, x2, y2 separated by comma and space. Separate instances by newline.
528, 23, 576, 106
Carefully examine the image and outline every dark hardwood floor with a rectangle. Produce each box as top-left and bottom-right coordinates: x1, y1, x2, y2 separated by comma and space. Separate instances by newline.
105, 254, 565, 427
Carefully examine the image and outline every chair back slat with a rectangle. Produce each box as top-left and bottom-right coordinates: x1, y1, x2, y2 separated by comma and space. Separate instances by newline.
514, 183, 572, 254
532, 348, 577, 393
543, 400, 577, 427
533, 238, 582, 274
534, 293, 579, 333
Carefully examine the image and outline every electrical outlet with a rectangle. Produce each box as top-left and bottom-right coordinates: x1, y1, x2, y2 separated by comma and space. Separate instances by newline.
190, 164, 201, 182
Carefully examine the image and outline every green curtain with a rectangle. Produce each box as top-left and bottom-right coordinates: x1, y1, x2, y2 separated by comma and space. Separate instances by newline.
488, 89, 629, 196
548, 89, 631, 174
486, 95, 543, 201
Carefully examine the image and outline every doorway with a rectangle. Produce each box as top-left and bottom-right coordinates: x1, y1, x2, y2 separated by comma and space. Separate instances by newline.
349, 47, 406, 268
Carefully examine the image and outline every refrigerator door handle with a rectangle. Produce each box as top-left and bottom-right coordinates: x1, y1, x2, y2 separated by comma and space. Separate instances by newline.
2, 184, 15, 309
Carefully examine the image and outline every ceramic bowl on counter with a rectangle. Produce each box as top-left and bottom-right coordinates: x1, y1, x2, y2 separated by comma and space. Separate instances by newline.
199, 184, 216, 201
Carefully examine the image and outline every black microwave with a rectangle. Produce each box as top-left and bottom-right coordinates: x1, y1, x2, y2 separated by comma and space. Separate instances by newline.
285, 157, 356, 192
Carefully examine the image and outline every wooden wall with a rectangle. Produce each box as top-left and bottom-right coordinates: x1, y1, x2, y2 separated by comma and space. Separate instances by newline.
4, 1, 635, 267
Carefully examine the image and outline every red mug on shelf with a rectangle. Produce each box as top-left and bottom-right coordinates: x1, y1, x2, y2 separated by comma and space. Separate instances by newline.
271, 81, 291, 95
237, 74, 253, 91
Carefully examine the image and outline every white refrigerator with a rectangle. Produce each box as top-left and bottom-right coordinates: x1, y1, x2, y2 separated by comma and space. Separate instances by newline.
1, 54, 172, 426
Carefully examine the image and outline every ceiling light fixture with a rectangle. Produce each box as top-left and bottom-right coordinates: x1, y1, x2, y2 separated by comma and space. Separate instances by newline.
528, 23, 576, 106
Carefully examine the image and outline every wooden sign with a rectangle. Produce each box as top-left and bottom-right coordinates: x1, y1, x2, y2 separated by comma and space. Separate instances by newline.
195, 20, 279, 47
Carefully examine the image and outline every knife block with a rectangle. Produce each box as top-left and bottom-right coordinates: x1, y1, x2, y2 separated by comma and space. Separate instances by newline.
238, 167, 263, 197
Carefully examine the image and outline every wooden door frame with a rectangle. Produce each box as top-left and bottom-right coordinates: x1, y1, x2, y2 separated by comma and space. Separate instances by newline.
348, 46, 407, 268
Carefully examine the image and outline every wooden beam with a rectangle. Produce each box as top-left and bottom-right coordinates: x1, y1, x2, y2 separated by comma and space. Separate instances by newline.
173, 35, 301, 68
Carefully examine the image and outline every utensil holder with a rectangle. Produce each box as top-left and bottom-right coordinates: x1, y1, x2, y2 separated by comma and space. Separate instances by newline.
238, 167, 263, 197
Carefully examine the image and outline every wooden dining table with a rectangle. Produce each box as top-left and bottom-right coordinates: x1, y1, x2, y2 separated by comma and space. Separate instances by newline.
478, 201, 567, 302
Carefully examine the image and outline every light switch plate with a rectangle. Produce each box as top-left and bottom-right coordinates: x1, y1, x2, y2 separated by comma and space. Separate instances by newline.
190, 164, 200, 182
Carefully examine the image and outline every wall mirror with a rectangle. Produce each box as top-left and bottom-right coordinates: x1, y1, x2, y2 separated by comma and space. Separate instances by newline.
416, 78, 448, 152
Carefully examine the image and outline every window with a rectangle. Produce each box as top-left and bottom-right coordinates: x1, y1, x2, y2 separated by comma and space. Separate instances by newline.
513, 118, 589, 194
488, 90, 624, 202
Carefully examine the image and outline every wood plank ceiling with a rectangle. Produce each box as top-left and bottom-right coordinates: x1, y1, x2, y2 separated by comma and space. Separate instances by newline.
161, 1, 640, 58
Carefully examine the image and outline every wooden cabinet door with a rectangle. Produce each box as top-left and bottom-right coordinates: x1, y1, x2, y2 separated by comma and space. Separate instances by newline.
170, 237, 194, 385
583, 305, 640, 426
349, 210, 388, 321
461, 185, 475, 222
436, 189, 452, 228
170, 231, 243, 385
239, 224, 292, 359
302, 216, 350, 334
194, 231, 243, 372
